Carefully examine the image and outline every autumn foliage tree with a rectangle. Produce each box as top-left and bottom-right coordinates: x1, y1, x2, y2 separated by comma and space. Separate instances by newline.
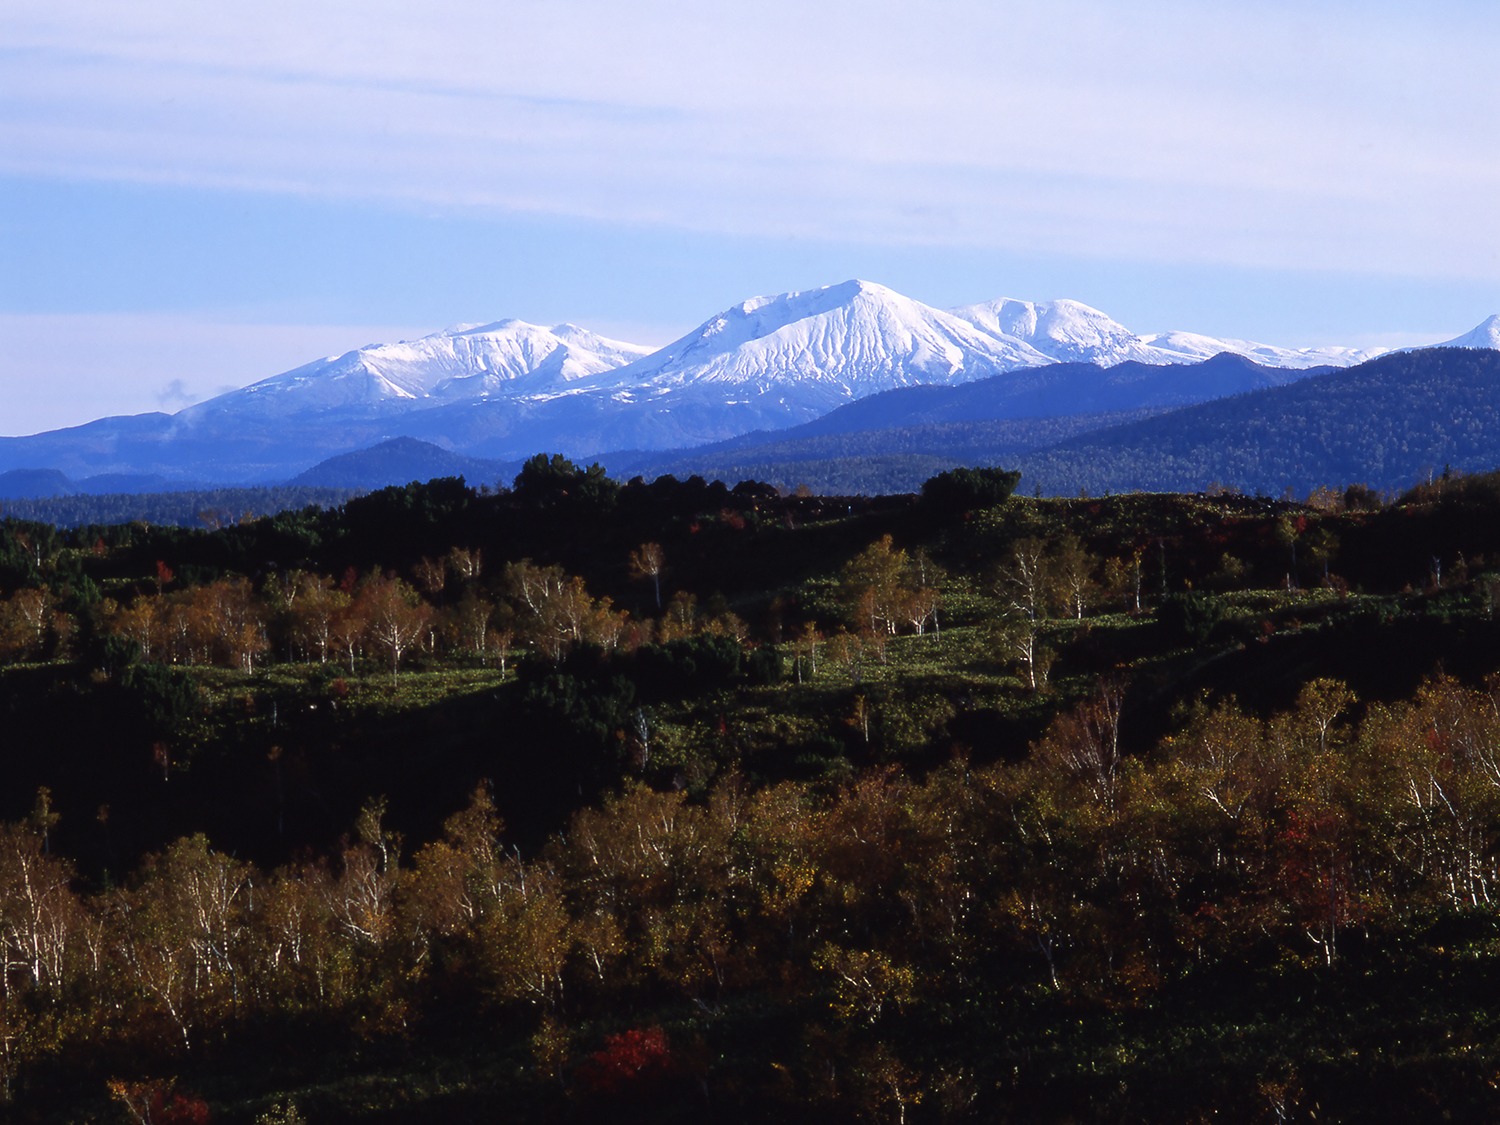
628, 542, 666, 610
839, 535, 941, 642
358, 573, 431, 681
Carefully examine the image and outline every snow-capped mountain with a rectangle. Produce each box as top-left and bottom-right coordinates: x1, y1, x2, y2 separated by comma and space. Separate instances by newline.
0, 279, 1495, 488
1428, 315, 1500, 351
1139, 330, 1382, 369
950, 297, 1167, 366
183, 320, 652, 421
575, 279, 1053, 412
186, 281, 1402, 432
948, 296, 1386, 369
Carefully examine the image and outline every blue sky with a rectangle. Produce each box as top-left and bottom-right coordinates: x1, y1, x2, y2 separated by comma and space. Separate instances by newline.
3, 0, 1498, 434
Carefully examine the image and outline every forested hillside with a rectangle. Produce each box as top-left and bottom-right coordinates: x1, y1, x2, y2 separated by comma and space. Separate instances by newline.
1017, 347, 1500, 495
0, 485, 358, 530
606, 411, 1167, 495
6, 460, 1500, 1121
622, 347, 1500, 498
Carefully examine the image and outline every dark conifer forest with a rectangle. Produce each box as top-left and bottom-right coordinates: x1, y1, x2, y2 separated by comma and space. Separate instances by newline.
8, 458, 1500, 1121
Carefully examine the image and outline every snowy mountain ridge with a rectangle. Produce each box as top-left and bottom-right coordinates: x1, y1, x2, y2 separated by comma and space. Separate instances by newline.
192, 279, 1412, 425
183, 319, 653, 421
576, 280, 1053, 406
947, 296, 1388, 370
0, 279, 1495, 486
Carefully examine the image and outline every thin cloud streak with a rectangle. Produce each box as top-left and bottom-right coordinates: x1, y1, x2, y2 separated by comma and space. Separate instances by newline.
5, 1, 1499, 280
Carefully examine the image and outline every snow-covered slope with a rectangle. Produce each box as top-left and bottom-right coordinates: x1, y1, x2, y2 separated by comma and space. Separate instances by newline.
949, 296, 1386, 370
584, 280, 1053, 406
1140, 330, 1383, 369
182, 320, 652, 421
1425, 315, 1500, 351
949, 297, 1167, 365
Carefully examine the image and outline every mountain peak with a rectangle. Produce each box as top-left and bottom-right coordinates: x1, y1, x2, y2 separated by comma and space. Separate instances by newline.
1434, 315, 1500, 350
729, 279, 892, 320
596, 279, 1053, 404
446, 318, 530, 336
831, 277, 894, 298
288, 436, 512, 491
181, 318, 653, 422
950, 296, 1139, 362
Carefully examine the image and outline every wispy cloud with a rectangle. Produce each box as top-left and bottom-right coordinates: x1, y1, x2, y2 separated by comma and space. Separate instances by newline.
5, 1, 1499, 279
153, 378, 199, 409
